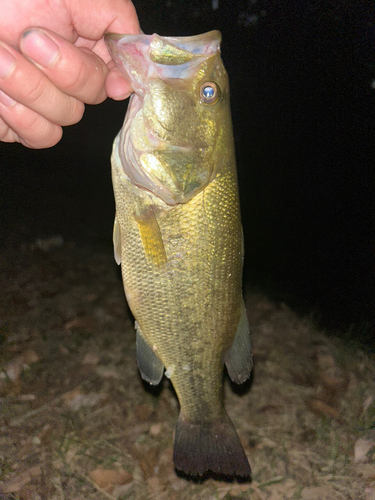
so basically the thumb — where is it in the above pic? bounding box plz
[67,0,140,40]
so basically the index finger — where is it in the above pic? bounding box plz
[20,28,109,105]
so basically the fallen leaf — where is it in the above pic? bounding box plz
[58,344,69,355]
[301,486,340,500]
[2,350,40,381]
[365,487,375,500]
[266,478,297,500]
[138,447,160,478]
[354,438,374,463]
[96,365,121,379]
[82,352,100,365]
[62,387,83,405]
[364,395,374,413]
[147,476,163,497]
[64,316,96,331]
[149,423,163,436]
[63,389,107,411]
[89,468,132,492]
[2,466,42,493]
[357,463,375,481]
[256,437,277,449]
[306,398,339,419]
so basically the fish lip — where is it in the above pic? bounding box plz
[105,30,221,46]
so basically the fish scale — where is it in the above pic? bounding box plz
[106,30,253,477]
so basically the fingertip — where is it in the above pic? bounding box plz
[23,123,63,149]
[105,67,133,100]
[20,29,60,68]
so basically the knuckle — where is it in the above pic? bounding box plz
[68,99,85,125]
[22,76,48,106]
[56,97,84,127]
[63,58,107,103]
[0,123,14,142]
[1,103,62,148]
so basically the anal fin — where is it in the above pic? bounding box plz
[224,302,253,384]
[136,322,164,385]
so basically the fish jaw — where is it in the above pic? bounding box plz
[105,31,230,205]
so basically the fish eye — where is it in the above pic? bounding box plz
[200,82,220,105]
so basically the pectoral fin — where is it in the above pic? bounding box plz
[113,214,122,265]
[224,303,253,384]
[136,322,164,385]
[134,207,167,267]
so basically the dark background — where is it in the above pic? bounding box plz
[1,1,374,348]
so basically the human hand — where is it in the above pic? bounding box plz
[0,0,139,148]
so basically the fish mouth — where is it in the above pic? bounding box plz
[105,31,221,96]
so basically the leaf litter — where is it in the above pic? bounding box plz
[0,241,374,499]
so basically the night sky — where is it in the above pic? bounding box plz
[1,1,374,348]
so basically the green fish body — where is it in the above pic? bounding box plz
[106,30,252,477]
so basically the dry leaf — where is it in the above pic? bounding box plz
[96,365,122,379]
[301,486,340,500]
[306,398,339,419]
[64,316,96,331]
[62,387,83,404]
[266,478,297,500]
[82,352,100,365]
[2,466,42,493]
[147,476,163,497]
[89,468,132,492]
[58,344,69,355]
[2,350,40,381]
[149,423,163,436]
[63,388,107,411]
[354,438,374,463]
[138,447,160,478]
[365,487,375,500]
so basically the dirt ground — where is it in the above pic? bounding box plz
[0,240,374,500]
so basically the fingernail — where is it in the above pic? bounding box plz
[21,30,60,67]
[0,44,16,78]
[0,89,16,107]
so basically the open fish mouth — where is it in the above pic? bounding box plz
[105,31,222,96]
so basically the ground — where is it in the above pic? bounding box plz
[0,240,374,500]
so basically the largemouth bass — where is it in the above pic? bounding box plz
[105,30,253,477]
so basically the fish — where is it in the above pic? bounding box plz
[105,30,253,478]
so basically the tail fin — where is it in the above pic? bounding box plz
[173,413,251,477]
